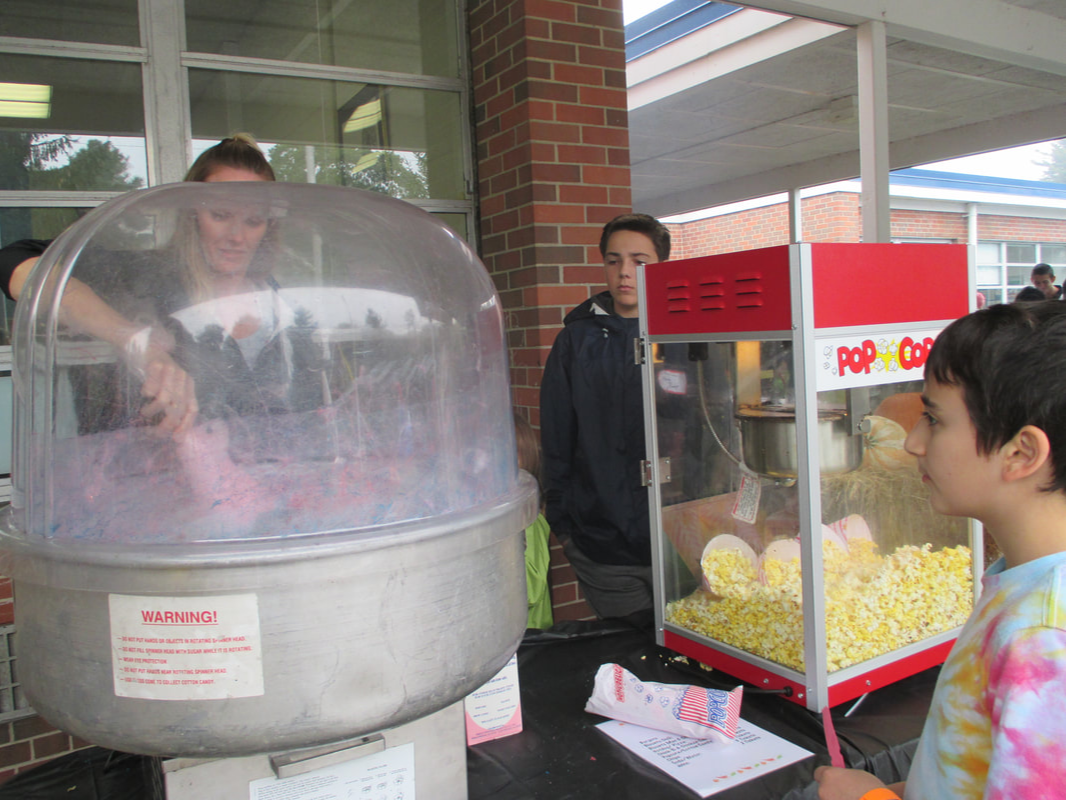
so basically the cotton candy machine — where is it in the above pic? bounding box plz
[0,182,537,763]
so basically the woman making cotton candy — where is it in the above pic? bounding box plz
[159,180,320,425]
[0,135,286,436]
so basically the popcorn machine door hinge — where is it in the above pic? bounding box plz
[641,457,671,487]
[634,336,646,365]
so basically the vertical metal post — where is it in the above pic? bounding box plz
[637,264,667,636]
[789,188,803,243]
[141,0,190,184]
[857,21,890,243]
[792,243,829,711]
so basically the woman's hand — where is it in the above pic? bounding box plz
[139,353,198,436]
[813,766,892,800]
[123,327,198,436]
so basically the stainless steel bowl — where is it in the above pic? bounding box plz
[736,405,863,478]
[0,476,537,758]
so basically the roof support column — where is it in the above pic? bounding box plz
[857,20,891,242]
[788,188,803,242]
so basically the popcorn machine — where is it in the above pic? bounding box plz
[638,243,980,712]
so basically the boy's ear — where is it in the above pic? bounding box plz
[1000,425,1052,484]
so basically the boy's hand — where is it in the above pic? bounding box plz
[813,765,889,800]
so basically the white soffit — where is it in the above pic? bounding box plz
[628,0,1066,217]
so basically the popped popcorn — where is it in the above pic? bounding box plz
[701,546,757,598]
[667,540,973,672]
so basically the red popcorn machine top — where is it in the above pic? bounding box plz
[638,242,981,712]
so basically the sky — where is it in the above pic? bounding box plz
[918,143,1057,181]
[624,0,675,24]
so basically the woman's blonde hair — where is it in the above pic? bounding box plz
[184,133,275,183]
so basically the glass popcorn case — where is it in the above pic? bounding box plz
[638,243,981,711]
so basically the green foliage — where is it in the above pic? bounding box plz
[0,136,143,239]
[28,139,143,191]
[268,144,429,199]
[0,132,72,190]
[25,134,74,170]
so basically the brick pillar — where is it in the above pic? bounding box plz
[468,0,632,621]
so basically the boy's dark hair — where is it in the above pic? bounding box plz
[1015,286,1047,302]
[599,213,671,262]
[926,300,1065,492]
[1032,262,1055,279]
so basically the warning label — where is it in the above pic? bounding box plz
[109,593,264,701]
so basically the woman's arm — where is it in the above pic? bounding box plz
[6,248,197,436]
[7,255,35,301]
[58,277,199,436]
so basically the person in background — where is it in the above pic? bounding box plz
[1015,285,1047,302]
[0,134,276,435]
[1031,263,1063,300]
[514,412,553,630]
[539,213,670,621]
[815,300,1065,800]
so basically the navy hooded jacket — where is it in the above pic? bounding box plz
[539,291,650,566]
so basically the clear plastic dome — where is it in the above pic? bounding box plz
[10,182,519,548]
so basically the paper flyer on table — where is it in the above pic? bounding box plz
[597,718,813,797]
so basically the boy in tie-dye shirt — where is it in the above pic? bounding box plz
[816,301,1065,800]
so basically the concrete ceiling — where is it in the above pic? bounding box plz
[626,0,1066,217]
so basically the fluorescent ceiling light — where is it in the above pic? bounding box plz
[0,83,52,118]
[351,151,381,172]
[343,98,382,134]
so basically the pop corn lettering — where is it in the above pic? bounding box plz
[836,336,936,376]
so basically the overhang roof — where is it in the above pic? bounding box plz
[626,0,1066,217]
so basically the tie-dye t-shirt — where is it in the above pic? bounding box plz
[905,552,1066,800]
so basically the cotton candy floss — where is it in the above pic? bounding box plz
[585,663,742,742]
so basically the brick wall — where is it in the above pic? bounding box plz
[0,579,10,628]
[470,0,634,622]
[0,716,91,785]
[0,578,93,783]
[891,209,965,240]
[668,192,1065,259]
[978,214,1065,241]
[666,193,865,258]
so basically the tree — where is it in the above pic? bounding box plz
[0,132,74,183]
[11,138,143,240]
[29,139,143,191]
[347,150,429,199]
[1035,140,1065,183]
[268,143,429,199]
[0,133,75,239]
[364,308,384,330]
